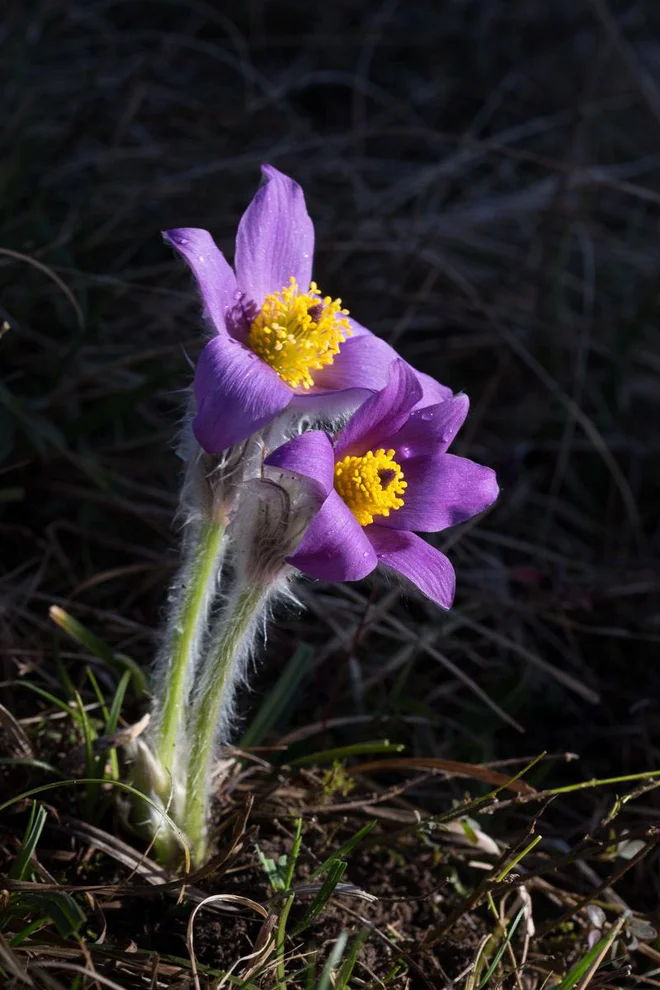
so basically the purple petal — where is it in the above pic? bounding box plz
[390,394,470,461]
[163,228,237,335]
[234,165,314,305]
[265,431,336,499]
[379,452,499,532]
[193,335,291,452]
[334,359,423,458]
[287,490,377,582]
[311,332,399,393]
[321,323,452,410]
[367,526,456,609]
[414,370,453,409]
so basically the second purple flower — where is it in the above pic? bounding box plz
[265,360,499,609]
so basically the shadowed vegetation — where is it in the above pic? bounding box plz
[1,0,660,985]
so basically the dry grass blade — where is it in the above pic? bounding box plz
[422,822,540,947]
[28,962,127,990]
[0,930,33,986]
[349,757,536,794]
[588,0,660,129]
[492,320,642,539]
[48,817,172,886]
[362,603,525,730]
[419,639,524,732]
[443,819,500,857]
[186,894,268,990]
[559,912,629,990]
[464,934,492,990]
[0,248,85,332]
[235,913,279,984]
[538,829,660,937]
[453,613,601,704]
[3,797,251,913]
[0,703,34,758]
[515,887,535,967]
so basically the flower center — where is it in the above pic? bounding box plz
[334,448,407,526]
[248,277,352,389]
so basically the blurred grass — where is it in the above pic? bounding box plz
[1,0,660,984]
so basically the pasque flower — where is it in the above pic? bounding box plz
[164,165,449,452]
[265,360,499,608]
[142,169,499,869]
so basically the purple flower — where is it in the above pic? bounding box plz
[264,360,498,609]
[164,165,450,453]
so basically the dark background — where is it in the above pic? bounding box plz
[2,0,660,827]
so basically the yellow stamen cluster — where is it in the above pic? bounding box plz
[248,277,351,389]
[334,448,407,526]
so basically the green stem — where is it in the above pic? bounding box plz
[183,580,271,865]
[152,517,226,796]
[276,894,295,988]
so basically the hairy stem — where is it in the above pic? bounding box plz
[183,579,274,864]
[151,517,227,803]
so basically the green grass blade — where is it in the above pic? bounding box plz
[547,770,660,795]
[255,845,288,892]
[316,932,348,990]
[240,643,314,748]
[495,834,542,882]
[293,860,347,936]
[101,669,132,781]
[284,817,303,890]
[9,803,47,881]
[434,752,547,826]
[21,892,86,938]
[56,654,80,706]
[309,822,375,881]
[0,779,190,869]
[275,893,295,989]
[336,929,368,988]
[554,922,624,990]
[12,681,82,723]
[0,758,64,777]
[8,917,49,946]
[49,606,147,695]
[477,906,525,988]
[105,670,131,736]
[291,740,405,767]
[74,691,100,819]
[305,952,317,990]
[85,668,110,722]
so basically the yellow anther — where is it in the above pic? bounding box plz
[334,448,407,526]
[248,277,351,389]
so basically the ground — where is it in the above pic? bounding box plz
[1,1,660,987]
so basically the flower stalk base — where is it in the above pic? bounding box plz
[183,580,275,865]
[149,516,227,814]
